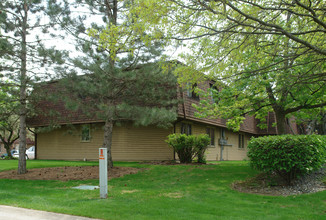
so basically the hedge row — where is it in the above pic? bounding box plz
[247,135,326,184]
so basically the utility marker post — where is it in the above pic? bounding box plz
[99,148,108,199]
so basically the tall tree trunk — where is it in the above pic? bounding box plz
[321,113,326,135]
[5,143,12,158]
[102,0,117,170]
[103,115,114,169]
[274,110,287,135]
[265,82,289,135]
[18,1,28,174]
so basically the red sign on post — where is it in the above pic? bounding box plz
[99,149,105,160]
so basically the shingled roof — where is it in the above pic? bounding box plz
[28,77,298,135]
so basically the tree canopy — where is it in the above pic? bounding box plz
[140,0,326,134]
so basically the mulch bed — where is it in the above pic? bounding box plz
[0,166,140,181]
[232,170,326,196]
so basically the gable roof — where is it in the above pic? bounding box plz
[28,77,298,135]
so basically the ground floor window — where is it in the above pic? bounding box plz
[238,134,245,148]
[181,123,192,135]
[81,124,91,142]
[206,128,215,146]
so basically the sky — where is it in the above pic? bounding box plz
[0,1,190,85]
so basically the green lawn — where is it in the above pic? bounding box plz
[0,160,325,220]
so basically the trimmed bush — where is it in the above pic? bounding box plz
[195,134,211,164]
[166,134,210,163]
[247,135,326,185]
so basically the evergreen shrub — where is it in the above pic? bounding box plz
[247,135,326,185]
[166,134,210,163]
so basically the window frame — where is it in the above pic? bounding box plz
[81,124,91,142]
[209,83,219,103]
[186,83,200,100]
[180,123,192,135]
[206,127,215,147]
[238,133,245,149]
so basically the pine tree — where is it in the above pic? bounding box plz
[55,0,179,169]
[0,0,70,173]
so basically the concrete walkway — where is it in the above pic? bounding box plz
[0,205,100,220]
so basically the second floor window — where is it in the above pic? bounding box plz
[209,83,219,103]
[186,83,200,100]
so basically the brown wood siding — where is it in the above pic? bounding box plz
[37,123,174,161]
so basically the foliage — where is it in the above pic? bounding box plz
[195,134,211,164]
[0,84,19,158]
[296,108,326,135]
[59,63,179,127]
[247,135,326,185]
[166,134,195,163]
[166,133,210,163]
[138,0,326,134]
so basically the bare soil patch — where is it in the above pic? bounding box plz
[0,166,140,181]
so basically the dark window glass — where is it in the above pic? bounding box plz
[186,83,199,100]
[181,123,192,135]
[238,134,245,148]
[221,128,225,138]
[209,83,219,103]
[206,128,215,146]
[81,125,91,141]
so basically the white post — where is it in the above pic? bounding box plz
[99,148,108,199]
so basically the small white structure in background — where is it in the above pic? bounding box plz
[12,146,35,160]
[26,146,35,159]
[99,148,108,199]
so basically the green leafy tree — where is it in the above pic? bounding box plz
[0,85,19,158]
[139,0,326,134]
[297,108,326,134]
[0,0,70,173]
